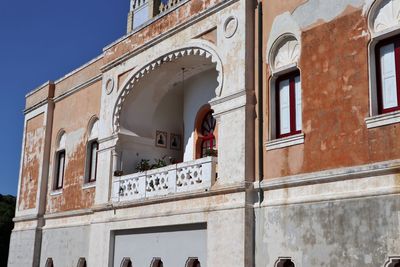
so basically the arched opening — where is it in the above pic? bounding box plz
[45,258,54,267]
[121,257,133,267]
[53,131,66,190]
[385,257,400,267]
[150,258,163,267]
[276,258,295,267]
[185,257,201,267]
[115,48,219,175]
[268,35,302,141]
[194,107,217,159]
[77,258,87,267]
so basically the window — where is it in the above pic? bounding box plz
[77,258,87,267]
[85,119,99,183]
[45,258,54,267]
[266,34,304,148]
[87,141,98,182]
[54,132,66,190]
[55,150,65,190]
[376,36,400,114]
[186,258,201,267]
[275,71,302,138]
[150,258,163,267]
[194,105,218,159]
[275,258,295,267]
[121,257,132,267]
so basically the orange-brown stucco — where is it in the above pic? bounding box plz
[19,114,45,210]
[263,8,400,179]
[46,81,102,213]
[103,0,223,65]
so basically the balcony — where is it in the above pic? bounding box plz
[128,0,187,33]
[112,157,217,203]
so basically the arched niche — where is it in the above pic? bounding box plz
[269,34,300,73]
[369,0,400,36]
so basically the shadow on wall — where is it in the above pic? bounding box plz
[0,194,16,266]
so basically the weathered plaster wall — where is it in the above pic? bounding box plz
[255,194,400,266]
[113,225,206,267]
[262,1,400,179]
[19,114,45,211]
[40,226,90,267]
[7,229,40,267]
[103,0,225,65]
[47,81,102,213]
[54,57,103,98]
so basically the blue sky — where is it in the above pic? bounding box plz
[0,0,129,196]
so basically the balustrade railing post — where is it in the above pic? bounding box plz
[168,165,178,194]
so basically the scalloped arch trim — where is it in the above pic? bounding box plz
[113,44,223,133]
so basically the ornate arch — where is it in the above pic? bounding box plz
[367,0,400,35]
[269,34,300,73]
[112,41,224,133]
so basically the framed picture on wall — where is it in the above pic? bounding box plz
[170,133,182,150]
[155,130,167,148]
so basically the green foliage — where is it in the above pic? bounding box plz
[203,149,218,157]
[0,194,15,266]
[151,156,167,169]
[135,159,151,172]
[135,156,168,172]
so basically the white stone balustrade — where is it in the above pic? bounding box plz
[112,157,217,203]
[159,0,184,13]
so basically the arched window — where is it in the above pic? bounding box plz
[77,258,87,267]
[45,258,54,267]
[269,35,302,140]
[194,106,217,159]
[121,257,132,267]
[275,258,295,267]
[85,119,99,183]
[54,131,66,190]
[185,257,201,267]
[150,258,163,267]
[366,0,400,127]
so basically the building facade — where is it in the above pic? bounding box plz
[7,0,400,266]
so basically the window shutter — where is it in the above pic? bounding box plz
[380,43,398,109]
[295,76,302,131]
[279,79,291,135]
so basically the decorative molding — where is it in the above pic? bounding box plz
[365,110,400,128]
[265,133,304,151]
[372,0,400,34]
[223,16,238,38]
[260,159,400,191]
[113,43,224,133]
[105,78,114,95]
[273,37,300,71]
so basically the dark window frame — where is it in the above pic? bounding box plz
[275,70,302,138]
[55,150,66,190]
[87,140,99,183]
[375,35,400,114]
